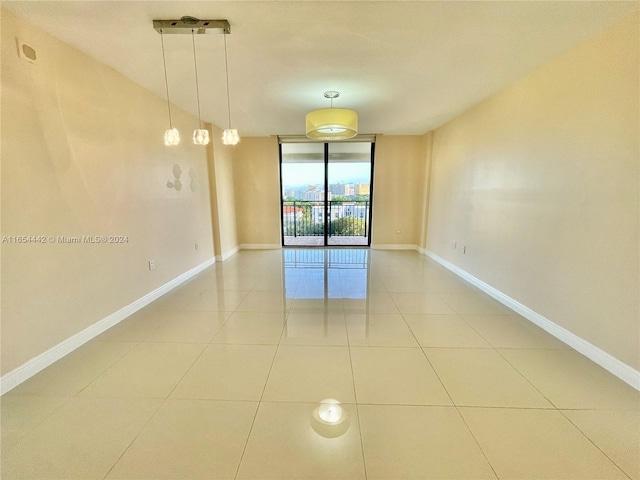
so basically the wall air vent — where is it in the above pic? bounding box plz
[16,39,37,64]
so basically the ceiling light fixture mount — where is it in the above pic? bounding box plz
[153,17,230,35]
[324,90,340,101]
[306,91,358,141]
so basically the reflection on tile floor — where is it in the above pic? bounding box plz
[2,249,639,479]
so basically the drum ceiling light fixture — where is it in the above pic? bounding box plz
[306,91,358,141]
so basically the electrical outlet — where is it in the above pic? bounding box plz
[463,246,466,254]
[148,260,155,271]
[195,243,199,251]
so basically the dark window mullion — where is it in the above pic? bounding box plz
[323,142,329,246]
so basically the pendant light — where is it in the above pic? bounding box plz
[153,17,231,145]
[222,31,239,145]
[160,30,180,146]
[190,29,210,145]
[306,91,357,141]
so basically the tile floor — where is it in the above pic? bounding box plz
[1,248,639,479]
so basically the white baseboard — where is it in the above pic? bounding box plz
[240,244,282,250]
[0,257,215,395]
[371,244,420,251]
[424,250,640,391]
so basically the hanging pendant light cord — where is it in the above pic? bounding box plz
[160,30,174,129]
[191,30,203,129]
[223,32,232,129]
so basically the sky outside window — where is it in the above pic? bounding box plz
[282,162,370,187]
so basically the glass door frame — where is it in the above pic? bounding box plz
[279,140,376,248]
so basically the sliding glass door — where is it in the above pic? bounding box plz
[280,141,374,247]
[280,143,326,246]
[327,142,372,246]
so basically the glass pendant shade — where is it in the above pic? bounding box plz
[306,108,358,140]
[223,129,240,145]
[164,128,180,146]
[193,129,210,145]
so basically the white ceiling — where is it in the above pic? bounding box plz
[4,1,638,137]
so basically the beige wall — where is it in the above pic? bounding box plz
[372,135,428,246]
[229,135,428,248]
[426,13,639,369]
[208,125,239,258]
[1,11,214,374]
[233,137,281,246]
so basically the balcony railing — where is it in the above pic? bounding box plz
[282,201,370,237]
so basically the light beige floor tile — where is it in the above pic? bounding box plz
[500,349,640,410]
[370,259,429,278]
[460,407,628,479]
[359,405,496,479]
[563,409,640,480]
[382,275,432,293]
[181,275,220,292]
[237,401,365,479]
[388,292,456,315]
[157,290,248,311]
[252,273,298,292]
[2,397,161,480]
[106,399,257,479]
[93,310,170,342]
[339,271,371,296]
[420,275,478,294]
[212,312,286,345]
[281,312,348,346]
[405,314,491,347]
[0,394,71,450]
[262,346,355,403]
[288,298,345,313]
[343,292,400,314]
[0,394,68,431]
[209,273,258,291]
[10,249,637,479]
[350,347,451,405]
[11,341,136,396]
[143,311,231,343]
[440,293,514,315]
[171,344,276,401]
[236,290,290,312]
[425,348,553,407]
[346,313,419,347]
[79,342,205,398]
[362,275,387,292]
[463,314,568,349]
[294,273,342,298]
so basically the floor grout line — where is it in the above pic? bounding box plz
[100,397,166,480]
[344,306,369,480]
[557,409,634,480]
[401,311,501,479]
[232,306,288,480]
